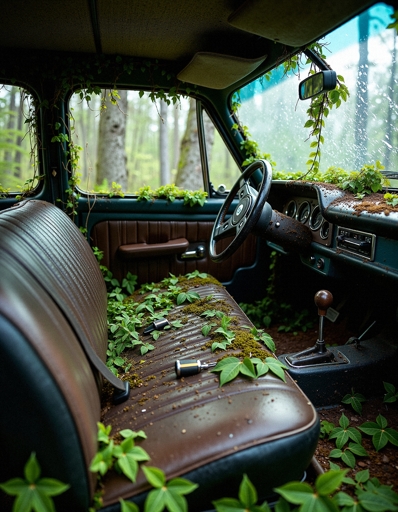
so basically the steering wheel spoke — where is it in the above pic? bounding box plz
[209,160,272,262]
[214,219,236,240]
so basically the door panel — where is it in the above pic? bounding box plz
[91,219,257,285]
[81,195,270,303]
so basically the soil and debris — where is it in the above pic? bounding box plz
[270,323,398,490]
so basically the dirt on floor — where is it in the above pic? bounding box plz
[266,322,398,492]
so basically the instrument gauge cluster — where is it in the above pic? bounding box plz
[283,197,333,246]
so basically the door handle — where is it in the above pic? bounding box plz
[180,245,206,259]
[117,238,189,259]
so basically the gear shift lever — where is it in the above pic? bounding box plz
[285,290,335,366]
[314,289,333,354]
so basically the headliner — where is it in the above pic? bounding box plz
[0,0,376,89]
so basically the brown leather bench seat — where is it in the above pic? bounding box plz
[0,200,319,512]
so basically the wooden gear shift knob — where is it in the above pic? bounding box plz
[314,290,333,316]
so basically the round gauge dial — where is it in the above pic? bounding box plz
[297,201,311,223]
[309,205,323,230]
[320,221,330,240]
[284,200,297,218]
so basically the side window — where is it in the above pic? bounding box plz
[203,109,241,194]
[0,85,36,194]
[69,89,241,196]
[70,90,206,194]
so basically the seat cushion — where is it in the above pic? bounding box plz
[99,282,319,510]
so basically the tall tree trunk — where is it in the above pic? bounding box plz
[354,10,369,169]
[175,99,214,190]
[4,88,16,171]
[173,106,180,171]
[14,98,23,179]
[96,90,128,190]
[159,99,170,185]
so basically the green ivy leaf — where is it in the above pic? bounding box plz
[213,358,241,386]
[202,324,213,336]
[264,358,287,382]
[164,489,188,512]
[167,478,198,496]
[113,438,150,482]
[143,467,197,512]
[145,488,167,512]
[213,497,243,512]
[315,470,348,496]
[254,361,269,378]
[275,482,320,508]
[0,453,70,512]
[240,358,257,379]
[121,499,140,512]
[333,491,355,507]
[239,474,257,508]
[356,488,398,512]
[359,415,398,451]
[143,466,166,488]
[341,449,356,468]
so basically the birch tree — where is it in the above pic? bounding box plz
[96,90,128,190]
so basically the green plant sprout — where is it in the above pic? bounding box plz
[319,419,335,439]
[141,466,198,512]
[340,161,387,199]
[213,473,271,512]
[0,183,11,198]
[243,326,276,353]
[384,193,398,207]
[359,415,398,452]
[214,470,398,512]
[383,382,398,404]
[211,356,287,386]
[329,413,363,450]
[0,452,70,512]
[211,314,236,351]
[341,388,366,415]
[89,423,149,483]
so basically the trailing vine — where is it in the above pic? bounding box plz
[301,73,349,177]
[4,53,196,214]
[231,44,349,176]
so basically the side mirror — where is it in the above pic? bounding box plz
[299,70,337,100]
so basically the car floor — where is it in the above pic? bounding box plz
[270,323,398,492]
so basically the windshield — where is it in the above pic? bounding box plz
[234,3,397,176]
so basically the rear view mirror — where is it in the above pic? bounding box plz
[299,70,337,100]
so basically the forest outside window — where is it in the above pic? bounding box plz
[69,90,240,196]
[0,85,36,194]
[233,3,397,177]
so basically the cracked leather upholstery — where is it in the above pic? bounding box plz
[0,200,319,512]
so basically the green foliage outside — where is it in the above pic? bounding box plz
[135,184,207,206]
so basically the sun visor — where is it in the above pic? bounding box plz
[177,52,266,89]
[228,0,372,47]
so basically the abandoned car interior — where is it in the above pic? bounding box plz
[0,0,398,510]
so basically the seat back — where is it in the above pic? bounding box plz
[0,251,99,511]
[0,200,108,363]
[0,200,105,510]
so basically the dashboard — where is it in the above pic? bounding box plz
[270,181,398,282]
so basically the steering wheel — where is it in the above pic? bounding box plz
[209,159,272,263]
